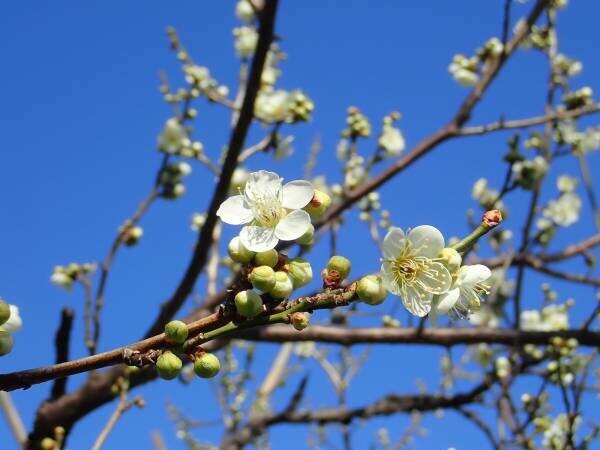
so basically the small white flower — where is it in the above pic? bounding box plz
[543,192,582,227]
[158,118,187,154]
[3,305,22,333]
[472,178,488,200]
[51,271,73,291]
[254,89,290,123]
[235,0,255,22]
[378,124,405,157]
[557,175,578,193]
[495,356,510,379]
[433,265,492,319]
[233,26,258,58]
[230,168,250,193]
[381,226,453,317]
[217,170,314,252]
[521,304,569,331]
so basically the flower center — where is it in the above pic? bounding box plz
[252,194,284,228]
[389,256,430,286]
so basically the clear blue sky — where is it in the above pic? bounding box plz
[1,1,600,449]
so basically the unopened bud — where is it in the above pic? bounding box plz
[296,223,315,246]
[304,190,331,219]
[483,210,502,228]
[291,312,310,331]
[323,255,351,287]
[123,226,144,247]
[194,353,221,378]
[254,249,279,268]
[286,258,313,288]
[0,299,10,325]
[40,438,57,450]
[357,275,387,305]
[268,271,294,299]
[0,328,13,356]
[439,248,462,273]
[164,320,189,344]
[234,290,263,318]
[228,236,256,264]
[156,351,182,380]
[250,266,277,292]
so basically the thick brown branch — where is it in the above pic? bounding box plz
[144,0,280,338]
[50,308,74,400]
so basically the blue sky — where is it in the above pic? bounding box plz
[1,1,600,449]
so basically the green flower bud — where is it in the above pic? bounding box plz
[286,258,313,288]
[254,249,279,268]
[250,265,277,292]
[269,271,294,299]
[357,275,387,305]
[291,312,310,331]
[0,299,10,326]
[304,190,332,219]
[438,247,462,273]
[234,290,263,318]
[164,320,189,344]
[194,353,221,378]
[40,438,57,450]
[228,236,256,264]
[296,223,315,246]
[0,328,14,356]
[156,351,182,380]
[123,226,144,247]
[327,256,351,279]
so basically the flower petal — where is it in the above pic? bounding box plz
[416,262,452,294]
[274,209,311,241]
[381,261,401,295]
[407,225,445,258]
[401,286,432,317]
[244,170,282,202]
[216,195,253,225]
[281,180,314,209]
[458,264,492,286]
[382,227,406,259]
[240,226,279,252]
[435,289,460,314]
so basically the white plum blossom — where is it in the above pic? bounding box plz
[235,0,255,22]
[448,54,479,87]
[50,271,73,291]
[158,118,187,154]
[3,305,22,333]
[229,167,250,193]
[381,226,453,317]
[433,264,491,319]
[542,413,581,449]
[233,26,258,58]
[217,170,314,252]
[543,192,582,227]
[557,175,578,193]
[378,124,405,157]
[254,89,289,123]
[521,304,569,331]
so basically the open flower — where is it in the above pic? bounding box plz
[432,264,491,319]
[381,226,452,317]
[217,170,314,252]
